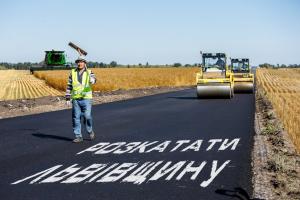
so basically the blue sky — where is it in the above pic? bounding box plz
[1,0,299,65]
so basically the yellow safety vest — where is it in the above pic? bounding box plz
[71,69,92,99]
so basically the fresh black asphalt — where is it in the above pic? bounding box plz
[0,89,255,200]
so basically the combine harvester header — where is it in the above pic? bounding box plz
[30,42,88,74]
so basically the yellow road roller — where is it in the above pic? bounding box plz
[230,58,254,93]
[196,53,234,98]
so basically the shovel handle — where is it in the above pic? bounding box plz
[68,42,88,56]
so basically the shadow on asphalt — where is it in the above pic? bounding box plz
[215,187,265,200]
[32,133,73,141]
[168,96,198,100]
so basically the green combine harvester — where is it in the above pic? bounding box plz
[30,50,70,74]
[44,50,66,66]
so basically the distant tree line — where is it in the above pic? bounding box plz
[88,61,199,68]
[0,65,7,70]
[0,61,200,69]
[0,62,39,70]
[259,63,300,68]
[2,61,300,70]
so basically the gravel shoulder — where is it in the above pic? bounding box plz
[252,88,300,200]
[0,86,192,119]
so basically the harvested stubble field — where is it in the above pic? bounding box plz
[256,68,300,152]
[0,70,63,101]
[34,67,199,92]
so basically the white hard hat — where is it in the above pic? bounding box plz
[75,55,87,63]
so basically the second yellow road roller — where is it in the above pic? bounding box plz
[196,52,234,98]
[230,58,254,93]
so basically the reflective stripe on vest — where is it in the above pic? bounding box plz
[71,69,92,99]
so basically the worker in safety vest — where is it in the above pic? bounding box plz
[66,55,97,143]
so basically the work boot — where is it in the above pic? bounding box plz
[73,137,83,143]
[89,131,95,140]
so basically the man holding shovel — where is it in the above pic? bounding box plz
[66,55,97,143]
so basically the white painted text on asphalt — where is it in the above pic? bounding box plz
[11,138,240,187]
[77,138,240,155]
